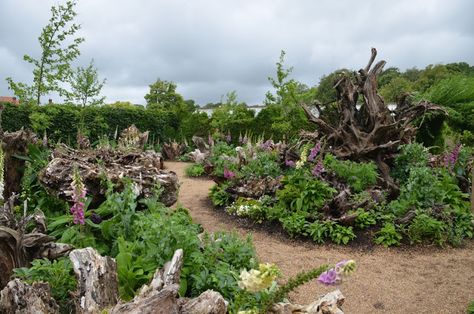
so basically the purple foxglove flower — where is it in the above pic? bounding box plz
[444,144,462,169]
[308,142,321,161]
[225,133,232,143]
[223,167,235,179]
[240,135,248,145]
[285,159,296,168]
[70,167,87,225]
[311,161,324,177]
[208,134,214,146]
[318,269,339,285]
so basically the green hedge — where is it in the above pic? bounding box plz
[1,102,181,144]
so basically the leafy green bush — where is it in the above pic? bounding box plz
[277,171,336,213]
[209,183,232,207]
[392,143,429,181]
[185,163,205,177]
[468,300,474,314]
[327,223,356,245]
[324,154,378,192]
[14,257,76,312]
[407,213,448,246]
[225,197,268,223]
[353,208,377,229]
[375,223,403,247]
[279,211,307,237]
[239,151,282,179]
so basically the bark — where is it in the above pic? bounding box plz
[301,48,446,188]
[0,201,73,289]
[118,125,150,151]
[270,289,345,314]
[39,145,178,206]
[0,279,59,314]
[179,290,227,314]
[162,141,187,160]
[1,129,39,199]
[70,248,119,313]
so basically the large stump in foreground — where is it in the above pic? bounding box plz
[302,48,446,188]
[39,145,178,206]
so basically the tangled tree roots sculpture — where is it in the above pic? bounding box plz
[301,48,446,188]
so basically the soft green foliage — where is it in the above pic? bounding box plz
[375,223,403,247]
[226,197,269,223]
[3,103,179,144]
[353,208,377,229]
[468,300,474,314]
[379,76,413,102]
[7,0,84,104]
[279,211,307,237]
[185,163,206,177]
[46,180,256,301]
[66,59,106,107]
[14,257,76,312]
[386,166,473,246]
[407,213,448,246]
[324,154,378,192]
[327,223,356,245]
[145,79,184,109]
[209,183,231,207]
[239,151,281,179]
[392,143,430,181]
[277,171,336,213]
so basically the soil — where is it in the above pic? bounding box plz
[166,161,474,314]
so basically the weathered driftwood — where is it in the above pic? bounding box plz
[0,199,73,289]
[179,290,228,314]
[270,289,345,314]
[162,141,187,160]
[70,248,119,313]
[226,176,282,199]
[0,279,59,314]
[301,48,446,189]
[39,145,178,206]
[192,136,209,154]
[69,248,227,314]
[118,125,150,150]
[1,128,39,199]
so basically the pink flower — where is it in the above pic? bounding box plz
[311,161,324,177]
[225,133,232,143]
[308,142,321,162]
[285,159,296,168]
[70,167,87,225]
[223,167,235,179]
[318,269,339,285]
[444,144,461,169]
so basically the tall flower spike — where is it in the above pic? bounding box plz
[0,146,4,201]
[70,166,87,225]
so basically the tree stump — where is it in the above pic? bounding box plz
[0,279,59,314]
[70,248,119,313]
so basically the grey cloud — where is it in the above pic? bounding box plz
[1,0,473,105]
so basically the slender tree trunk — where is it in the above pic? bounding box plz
[471,166,474,214]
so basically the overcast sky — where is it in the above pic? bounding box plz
[1,0,473,105]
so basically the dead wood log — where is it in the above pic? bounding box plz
[179,290,227,314]
[118,125,149,150]
[301,48,446,189]
[0,202,73,289]
[192,136,209,154]
[162,141,187,160]
[70,248,119,313]
[0,279,59,314]
[111,284,180,314]
[1,128,39,199]
[39,145,178,206]
[270,289,345,314]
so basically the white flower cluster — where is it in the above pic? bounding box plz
[238,263,280,293]
[295,146,308,169]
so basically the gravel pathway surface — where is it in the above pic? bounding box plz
[167,161,474,314]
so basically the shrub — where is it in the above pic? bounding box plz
[407,213,448,246]
[14,257,76,312]
[239,151,282,179]
[185,163,205,177]
[209,183,232,207]
[324,154,378,192]
[392,143,430,181]
[279,211,307,237]
[375,223,403,247]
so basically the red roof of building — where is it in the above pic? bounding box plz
[0,96,20,105]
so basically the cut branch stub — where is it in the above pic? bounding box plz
[0,279,59,314]
[70,248,119,313]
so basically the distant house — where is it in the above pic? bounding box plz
[0,96,20,105]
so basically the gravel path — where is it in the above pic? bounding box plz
[167,161,474,314]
